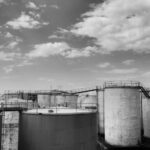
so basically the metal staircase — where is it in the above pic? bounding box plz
[139,86,150,99]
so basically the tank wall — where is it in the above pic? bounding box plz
[38,95,51,108]
[77,95,97,109]
[38,95,77,108]
[142,94,150,138]
[98,91,104,134]
[19,113,97,150]
[1,111,19,150]
[65,95,78,108]
[53,96,66,107]
[105,88,141,146]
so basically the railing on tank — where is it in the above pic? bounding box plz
[0,100,98,113]
[69,86,103,94]
[0,101,36,111]
[104,80,141,88]
[33,102,98,114]
[0,89,99,112]
[104,81,150,98]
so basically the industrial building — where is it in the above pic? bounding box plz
[0,81,149,150]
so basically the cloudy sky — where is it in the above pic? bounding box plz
[0,0,150,91]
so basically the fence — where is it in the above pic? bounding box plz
[104,80,141,88]
[0,101,98,113]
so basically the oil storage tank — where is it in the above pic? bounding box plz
[55,95,66,107]
[98,91,104,135]
[37,95,63,108]
[77,95,97,109]
[19,108,97,150]
[37,95,77,108]
[104,86,141,146]
[65,95,78,108]
[37,94,51,108]
[142,93,150,138]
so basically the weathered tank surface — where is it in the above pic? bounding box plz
[105,87,141,146]
[142,94,150,138]
[19,108,97,150]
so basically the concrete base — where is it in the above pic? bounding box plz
[141,137,150,149]
[97,136,150,150]
[1,111,19,150]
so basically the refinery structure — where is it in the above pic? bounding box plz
[0,81,149,150]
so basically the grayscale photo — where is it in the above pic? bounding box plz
[0,0,149,150]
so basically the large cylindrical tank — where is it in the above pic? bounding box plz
[65,95,78,108]
[38,95,77,108]
[98,91,104,134]
[55,95,66,106]
[77,95,97,109]
[37,95,51,108]
[105,87,141,146]
[142,93,150,138]
[19,108,97,150]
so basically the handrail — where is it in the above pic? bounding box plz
[139,86,150,99]
[0,101,98,112]
[104,80,141,88]
[104,81,150,99]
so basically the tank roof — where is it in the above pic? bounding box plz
[24,107,96,115]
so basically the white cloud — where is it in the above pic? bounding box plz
[16,60,33,67]
[0,32,22,49]
[142,71,150,77]
[65,49,89,58]
[71,0,150,53]
[6,12,48,30]
[107,68,138,74]
[2,59,33,74]
[39,4,46,8]
[122,59,135,65]
[26,2,38,9]
[27,42,98,58]
[48,28,73,40]
[27,42,70,58]
[50,5,59,9]
[98,62,111,68]
[0,51,20,61]
[5,32,13,38]
[3,65,14,73]
[29,11,40,19]
[48,34,63,39]
[7,41,19,49]
[38,77,54,83]
[0,0,5,4]
[65,46,98,58]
